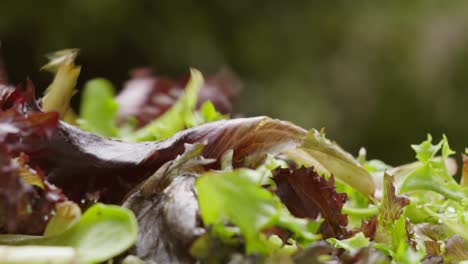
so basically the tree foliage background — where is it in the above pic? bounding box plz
[1,0,467,164]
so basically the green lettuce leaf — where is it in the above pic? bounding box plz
[0,204,138,264]
[373,174,424,263]
[78,78,119,137]
[399,135,466,201]
[126,69,203,141]
[193,100,228,125]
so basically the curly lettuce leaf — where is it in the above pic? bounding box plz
[273,167,349,239]
[399,135,466,201]
[380,174,409,225]
[0,108,63,234]
[373,174,423,263]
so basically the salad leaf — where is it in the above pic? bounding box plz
[124,175,204,263]
[273,167,349,239]
[193,100,228,125]
[41,49,81,118]
[0,203,138,264]
[0,109,63,234]
[78,78,119,137]
[373,174,424,263]
[125,69,204,141]
[399,135,466,201]
[380,174,409,225]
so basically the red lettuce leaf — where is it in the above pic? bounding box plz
[116,68,240,127]
[0,108,65,234]
[380,173,409,225]
[273,167,349,239]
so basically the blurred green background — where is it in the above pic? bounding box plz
[0,0,467,165]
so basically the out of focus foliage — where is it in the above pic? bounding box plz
[1,0,467,164]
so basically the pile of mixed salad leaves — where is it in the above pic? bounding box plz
[0,49,467,264]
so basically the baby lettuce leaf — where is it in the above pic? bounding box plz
[124,175,203,264]
[380,174,409,226]
[125,69,204,142]
[193,100,228,126]
[0,108,63,234]
[399,135,466,201]
[78,79,119,137]
[41,49,81,118]
[122,143,213,263]
[273,167,349,239]
[373,174,423,263]
[0,203,138,264]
